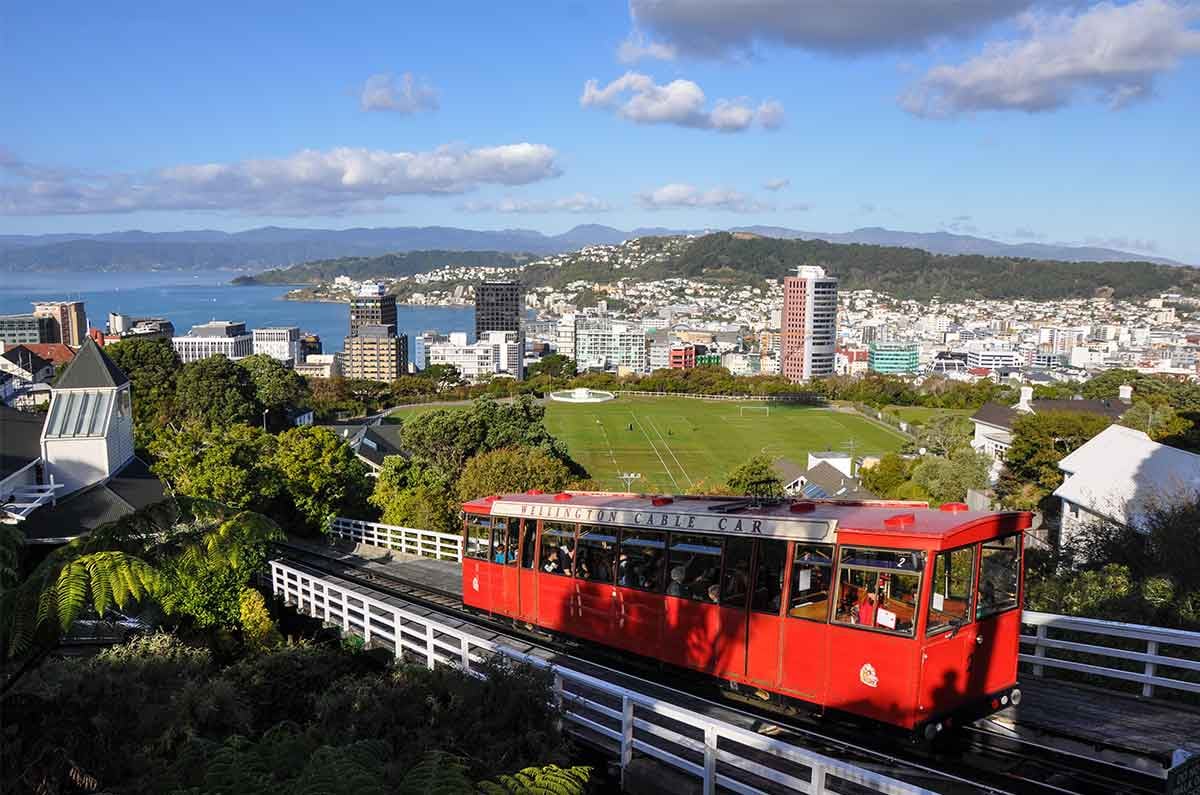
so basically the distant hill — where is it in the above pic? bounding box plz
[1,223,1184,271]
[237,250,530,285]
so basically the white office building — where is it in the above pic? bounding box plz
[573,318,647,373]
[414,330,451,370]
[428,331,523,381]
[965,349,1023,371]
[172,321,253,364]
[252,326,301,364]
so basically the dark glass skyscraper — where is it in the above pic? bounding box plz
[474,281,521,341]
[349,284,397,337]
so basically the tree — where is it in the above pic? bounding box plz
[527,354,576,380]
[1119,400,1191,442]
[274,426,372,533]
[909,413,973,457]
[910,447,990,505]
[996,410,1113,509]
[400,406,487,479]
[369,456,458,534]
[175,355,262,428]
[238,353,311,427]
[456,447,574,502]
[725,456,784,497]
[860,453,913,498]
[421,363,463,390]
[150,423,283,511]
[104,338,181,448]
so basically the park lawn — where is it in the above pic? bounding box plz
[884,405,974,426]
[544,396,906,493]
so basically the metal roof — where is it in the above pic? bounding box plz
[53,338,129,390]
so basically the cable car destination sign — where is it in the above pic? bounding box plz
[490,499,835,541]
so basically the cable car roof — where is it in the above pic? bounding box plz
[463,491,1028,543]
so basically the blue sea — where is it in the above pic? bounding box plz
[0,271,474,356]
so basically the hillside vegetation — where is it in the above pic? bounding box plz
[235,250,531,284]
[235,233,1199,301]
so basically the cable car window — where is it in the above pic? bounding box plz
[539,522,576,576]
[491,519,517,565]
[927,545,976,635]
[465,517,492,561]
[833,546,921,636]
[977,535,1021,619]
[667,532,723,602]
[839,548,925,572]
[751,539,788,615]
[721,538,754,609]
[788,543,833,622]
[617,529,666,592]
[520,520,537,570]
[576,525,617,583]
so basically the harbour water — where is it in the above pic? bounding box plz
[0,271,474,355]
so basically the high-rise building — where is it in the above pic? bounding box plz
[171,321,253,363]
[475,281,522,341]
[349,283,397,337]
[33,301,87,347]
[868,342,920,374]
[343,325,407,381]
[252,326,301,364]
[780,266,838,383]
[0,314,51,346]
[574,318,648,373]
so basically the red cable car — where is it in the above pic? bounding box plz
[461,492,1030,736]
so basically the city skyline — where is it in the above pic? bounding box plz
[3,2,1198,262]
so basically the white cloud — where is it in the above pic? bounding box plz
[0,144,561,216]
[581,72,783,131]
[637,183,772,212]
[629,0,1034,57]
[617,32,678,63]
[901,0,1200,117]
[763,177,790,191]
[360,72,439,114]
[459,193,613,214]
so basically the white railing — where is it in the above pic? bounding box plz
[612,391,820,403]
[329,517,462,562]
[1021,611,1200,698]
[270,559,934,795]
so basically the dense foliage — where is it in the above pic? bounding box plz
[995,411,1114,510]
[103,338,182,449]
[152,425,372,534]
[724,455,784,498]
[1,635,582,794]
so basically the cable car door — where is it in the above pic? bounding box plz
[778,543,834,701]
[918,545,978,720]
[516,520,539,623]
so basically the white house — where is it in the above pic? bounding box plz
[1054,424,1200,547]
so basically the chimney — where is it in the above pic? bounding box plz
[1118,384,1134,404]
[1017,385,1034,411]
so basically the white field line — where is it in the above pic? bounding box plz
[646,415,693,487]
[629,411,679,490]
[592,414,620,479]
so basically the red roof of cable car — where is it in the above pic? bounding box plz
[462,491,1029,543]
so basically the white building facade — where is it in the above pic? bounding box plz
[172,321,253,363]
[428,331,523,381]
[252,326,301,364]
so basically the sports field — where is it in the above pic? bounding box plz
[544,396,907,492]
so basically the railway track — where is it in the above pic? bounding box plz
[271,542,1165,795]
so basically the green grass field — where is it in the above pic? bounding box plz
[882,405,973,426]
[544,396,906,492]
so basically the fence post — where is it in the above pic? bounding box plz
[362,602,372,646]
[703,725,717,795]
[460,635,471,670]
[1143,640,1158,698]
[1032,624,1047,677]
[425,622,437,669]
[619,695,633,788]
[812,763,827,794]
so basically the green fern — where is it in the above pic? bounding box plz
[478,764,592,795]
[0,524,22,589]
[397,751,475,795]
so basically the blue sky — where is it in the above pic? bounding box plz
[3,1,1198,261]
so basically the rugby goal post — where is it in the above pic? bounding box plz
[739,405,770,417]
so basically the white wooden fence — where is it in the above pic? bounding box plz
[270,559,935,795]
[1021,611,1200,698]
[327,517,1200,701]
[329,517,462,562]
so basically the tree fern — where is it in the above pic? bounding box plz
[0,524,22,589]
[397,751,474,795]
[478,764,592,795]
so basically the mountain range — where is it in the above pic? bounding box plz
[0,224,1184,271]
